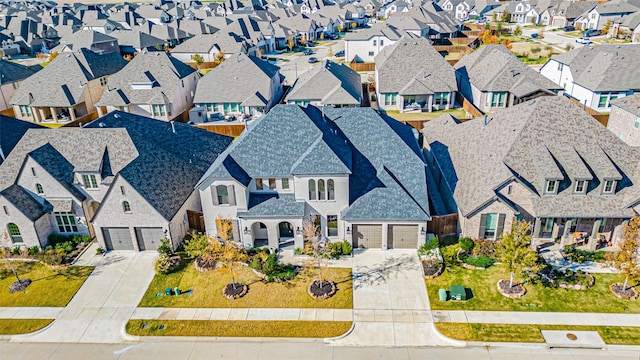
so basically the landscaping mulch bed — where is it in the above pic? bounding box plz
[422,260,444,279]
[497,279,526,298]
[223,282,248,300]
[194,257,221,272]
[308,279,337,300]
[610,283,638,301]
[9,278,32,293]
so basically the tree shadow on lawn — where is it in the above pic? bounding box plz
[352,254,418,290]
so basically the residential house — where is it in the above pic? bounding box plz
[10,48,127,124]
[538,1,595,28]
[193,52,283,118]
[52,29,119,54]
[608,94,640,146]
[375,37,457,113]
[0,112,232,251]
[0,60,41,112]
[540,44,640,112]
[96,50,199,121]
[423,96,638,249]
[0,115,43,165]
[585,2,638,30]
[170,32,253,63]
[386,2,461,43]
[196,104,430,250]
[285,60,362,107]
[455,44,562,113]
[109,29,165,54]
[344,22,415,63]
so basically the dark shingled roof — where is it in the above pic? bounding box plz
[0,184,48,221]
[28,143,86,201]
[238,193,305,217]
[0,115,43,164]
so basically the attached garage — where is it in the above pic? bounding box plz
[388,225,418,249]
[102,227,134,251]
[135,227,164,251]
[352,225,382,249]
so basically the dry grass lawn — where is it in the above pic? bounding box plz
[436,323,640,345]
[138,261,352,309]
[126,320,352,338]
[0,319,53,334]
[0,262,93,307]
[383,108,468,122]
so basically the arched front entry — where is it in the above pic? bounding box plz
[278,221,294,244]
[251,222,268,248]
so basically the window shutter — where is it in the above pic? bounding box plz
[496,214,506,236]
[211,185,219,205]
[228,185,236,206]
[478,214,487,239]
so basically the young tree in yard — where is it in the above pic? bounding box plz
[213,51,225,67]
[496,219,544,289]
[287,35,294,51]
[192,53,204,69]
[337,24,343,33]
[602,20,611,36]
[303,216,327,285]
[299,34,308,47]
[513,25,522,36]
[215,216,248,291]
[501,11,511,23]
[501,38,513,50]
[537,29,545,39]
[48,51,58,62]
[607,214,640,291]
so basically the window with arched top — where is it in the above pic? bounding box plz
[318,179,325,200]
[308,179,316,200]
[7,223,22,243]
[122,201,131,213]
[327,179,335,200]
[36,183,44,194]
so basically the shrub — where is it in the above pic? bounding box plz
[418,236,439,257]
[11,246,21,255]
[155,255,179,275]
[440,245,459,266]
[38,248,65,266]
[157,238,173,258]
[327,242,343,259]
[531,46,541,54]
[28,246,40,256]
[462,254,494,268]
[472,238,495,258]
[294,247,302,255]
[458,237,474,252]
[249,252,297,282]
[54,241,74,253]
[341,240,352,255]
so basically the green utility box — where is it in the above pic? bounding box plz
[438,288,447,301]
[450,285,466,301]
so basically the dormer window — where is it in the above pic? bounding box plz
[82,174,98,189]
[545,180,558,194]
[256,178,263,190]
[574,180,587,194]
[603,180,616,194]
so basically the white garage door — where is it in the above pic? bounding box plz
[136,227,164,251]
[388,225,418,249]
[353,225,382,249]
[103,227,134,251]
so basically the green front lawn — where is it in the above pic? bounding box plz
[0,319,53,334]
[426,263,639,313]
[126,320,352,338]
[436,323,640,345]
[0,262,93,307]
[383,108,468,122]
[138,261,352,309]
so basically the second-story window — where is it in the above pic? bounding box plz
[545,180,557,194]
[603,180,616,194]
[574,180,587,194]
[269,178,276,190]
[122,201,131,213]
[282,178,289,190]
[256,178,263,190]
[318,179,325,200]
[308,179,316,200]
[327,179,335,200]
[82,174,98,189]
[36,183,44,195]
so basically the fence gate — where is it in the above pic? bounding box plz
[187,210,206,232]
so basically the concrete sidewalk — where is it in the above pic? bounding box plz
[131,307,353,321]
[433,310,640,326]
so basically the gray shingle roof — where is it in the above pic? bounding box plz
[193,52,280,105]
[285,60,362,105]
[612,93,640,116]
[11,48,127,107]
[0,59,41,85]
[53,29,117,52]
[375,36,456,95]
[423,96,640,218]
[0,184,48,221]
[96,50,197,107]
[456,44,561,93]
[0,115,43,164]
[344,22,407,41]
[238,193,305,217]
[549,44,640,92]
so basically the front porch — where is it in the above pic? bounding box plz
[399,93,453,113]
[31,104,89,124]
[532,217,628,251]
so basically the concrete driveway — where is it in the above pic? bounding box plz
[331,250,460,347]
[12,251,156,344]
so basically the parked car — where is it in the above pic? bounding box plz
[308,56,319,63]
[302,49,313,55]
[335,50,345,57]
[563,25,575,32]
[583,29,601,37]
[576,37,592,45]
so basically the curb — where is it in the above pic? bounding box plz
[430,322,467,348]
[324,320,356,343]
[4,318,56,342]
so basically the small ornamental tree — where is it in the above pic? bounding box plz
[607,214,640,291]
[287,36,294,51]
[501,11,511,23]
[496,219,544,289]
[602,19,611,36]
[48,51,58,62]
[215,216,248,293]
[513,25,522,36]
[192,53,204,69]
[303,217,326,284]
[501,38,513,50]
[213,51,225,66]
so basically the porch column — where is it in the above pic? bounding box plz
[240,222,253,248]
[613,220,629,248]
[532,217,542,239]
[560,219,573,249]
[32,107,41,122]
[447,92,452,110]
[97,106,105,117]
[267,225,279,250]
[589,219,601,251]
[69,107,77,121]
[50,107,58,123]
[428,94,433,112]
[38,108,46,122]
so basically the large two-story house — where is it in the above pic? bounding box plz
[197,104,431,250]
[423,96,639,250]
[540,44,640,112]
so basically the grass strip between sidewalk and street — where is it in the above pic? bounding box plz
[0,319,53,334]
[126,320,352,338]
[435,322,640,345]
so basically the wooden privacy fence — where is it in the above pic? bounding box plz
[196,123,247,137]
[566,96,609,127]
[348,62,375,72]
[434,45,474,55]
[427,214,458,237]
[455,92,484,119]
[186,61,221,70]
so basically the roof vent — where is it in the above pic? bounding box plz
[114,113,120,118]
[98,122,106,127]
